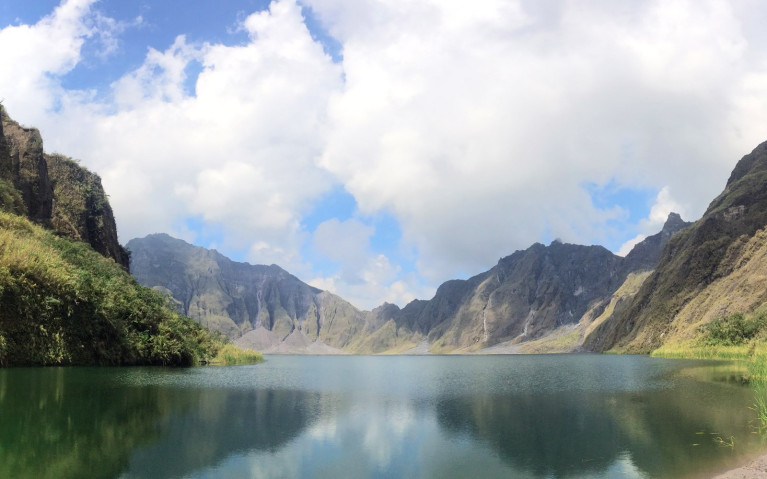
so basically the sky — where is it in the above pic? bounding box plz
[1,0,766,310]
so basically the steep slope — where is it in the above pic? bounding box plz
[0,108,247,367]
[128,212,688,354]
[584,140,767,353]
[127,234,365,350]
[382,214,689,353]
[0,106,52,223]
[0,106,128,268]
[427,242,625,352]
[621,212,690,273]
[0,211,225,366]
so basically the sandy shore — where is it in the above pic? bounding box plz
[712,452,767,478]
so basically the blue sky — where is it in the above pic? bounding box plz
[1,0,766,309]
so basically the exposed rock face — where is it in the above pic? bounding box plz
[388,227,688,353]
[584,140,767,352]
[0,106,129,269]
[127,234,365,347]
[129,213,688,354]
[621,213,692,273]
[0,107,52,224]
[46,155,129,268]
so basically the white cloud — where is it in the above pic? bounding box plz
[308,218,434,309]
[616,186,686,256]
[2,0,767,309]
[313,218,374,269]
[2,0,343,273]
[0,0,97,115]
[309,0,767,281]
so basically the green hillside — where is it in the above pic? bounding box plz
[0,207,245,366]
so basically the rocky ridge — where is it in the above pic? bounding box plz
[127,233,365,352]
[0,106,128,268]
[584,140,767,352]
[129,213,690,354]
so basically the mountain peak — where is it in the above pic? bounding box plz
[724,139,767,187]
[662,212,686,233]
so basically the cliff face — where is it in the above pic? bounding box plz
[584,140,767,353]
[47,155,129,268]
[621,213,691,273]
[0,107,52,224]
[0,106,128,269]
[386,215,688,353]
[127,234,365,349]
[128,213,689,354]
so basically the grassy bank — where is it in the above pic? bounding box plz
[209,344,264,365]
[650,309,767,377]
[650,311,767,435]
[0,210,262,367]
[651,343,758,361]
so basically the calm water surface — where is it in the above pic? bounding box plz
[0,355,764,478]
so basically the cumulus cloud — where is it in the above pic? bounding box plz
[2,0,343,270]
[0,0,96,114]
[309,0,767,280]
[308,219,433,309]
[2,0,767,309]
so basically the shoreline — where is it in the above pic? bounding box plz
[712,452,767,478]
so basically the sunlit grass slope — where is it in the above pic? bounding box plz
[652,308,767,379]
[0,210,260,366]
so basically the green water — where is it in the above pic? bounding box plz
[0,355,763,478]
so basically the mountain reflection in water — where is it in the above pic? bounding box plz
[0,356,762,479]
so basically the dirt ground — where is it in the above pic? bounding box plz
[713,453,767,478]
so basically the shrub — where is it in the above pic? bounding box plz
[701,312,766,346]
[0,210,237,366]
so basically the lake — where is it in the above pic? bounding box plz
[0,354,764,478]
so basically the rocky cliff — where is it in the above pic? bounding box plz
[0,106,129,268]
[129,213,688,354]
[127,234,365,351]
[0,106,52,224]
[584,140,767,353]
[374,212,690,353]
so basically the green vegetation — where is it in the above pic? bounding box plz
[0,179,24,215]
[210,344,264,365]
[0,210,259,367]
[651,309,767,436]
[700,312,767,346]
[651,309,767,362]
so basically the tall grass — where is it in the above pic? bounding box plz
[652,311,767,436]
[0,210,249,367]
[209,344,264,366]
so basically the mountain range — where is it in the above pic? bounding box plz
[128,140,767,355]
[5,99,767,358]
[127,210,691,354]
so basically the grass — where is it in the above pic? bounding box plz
[209,344,264,365]
[651,310,767,436]
[651,343,755,361]
[651,309,767,361]
[0,210,263,367]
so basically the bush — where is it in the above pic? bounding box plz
[0,210,233,366]
[0,179,24,215]
[701,312,766,346]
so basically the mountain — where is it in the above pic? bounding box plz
[0,107,237,366]
[0,106,128,268]
[584,140,767,353]
[372,213,690,354]
[126,234,366,352]
[128,213,689,354]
